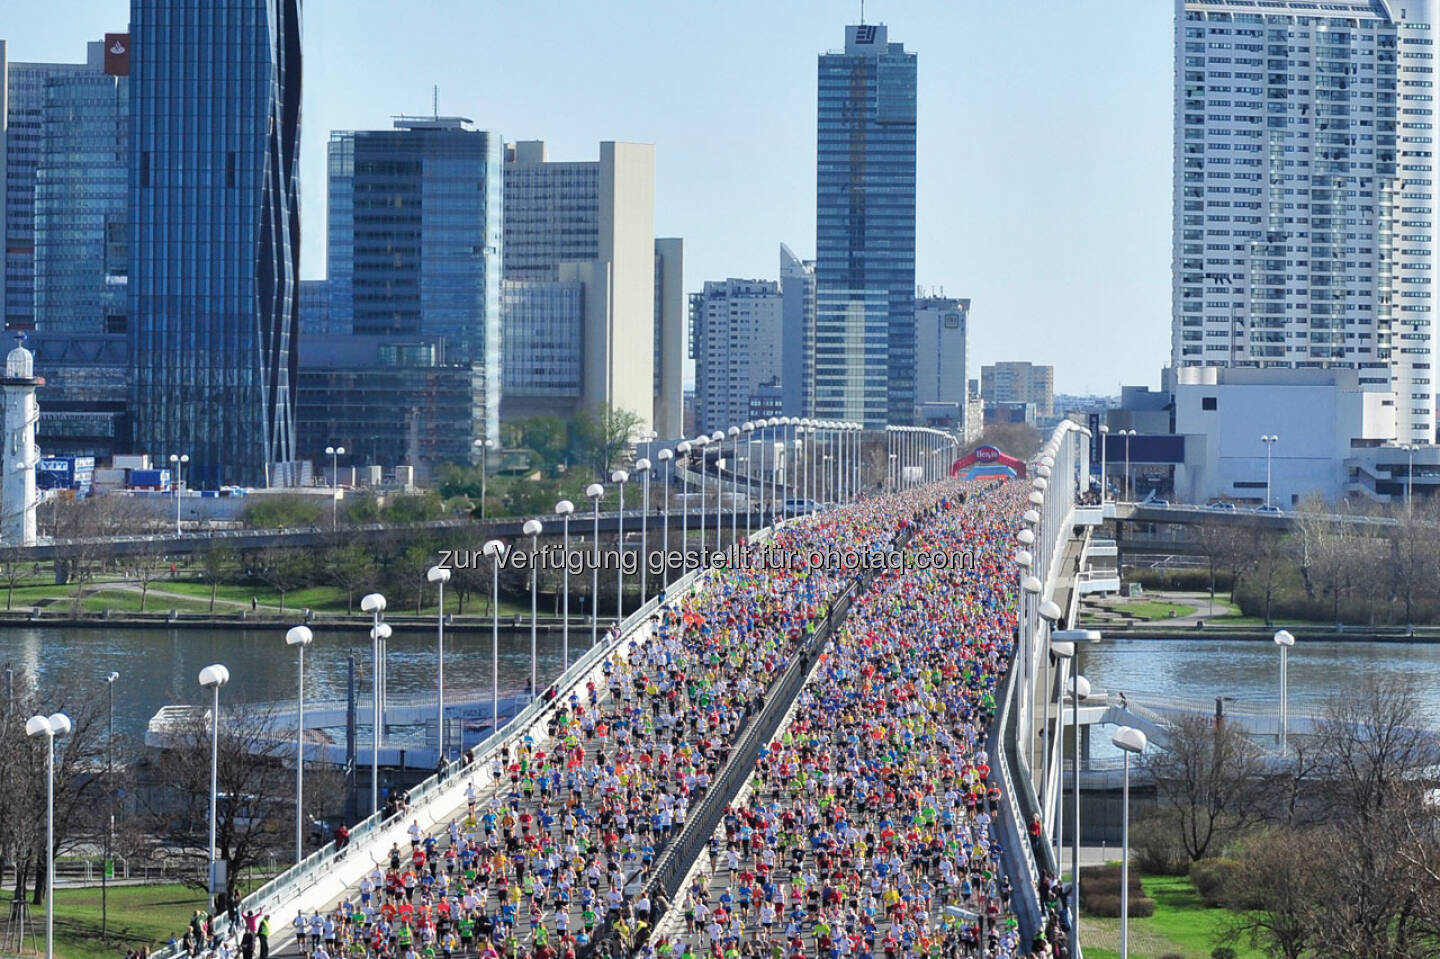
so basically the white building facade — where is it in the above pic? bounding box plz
[689,279,784,434]
[1173,0,1440,446]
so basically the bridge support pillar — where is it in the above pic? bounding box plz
[1080,723,1092,771]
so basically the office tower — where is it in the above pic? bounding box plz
[298,279,333,337]
[501,140,665,432]
[34,68,128,335]
[690,279,785,433]
[129,0,302,487]
[2,39,109,332]
[915,296,969,416]
[981,361,1054,418]
[780,243,815,418]
[1174,0,1440,444]
[327,117,503,442]
[654,237,685,438]
[814,23,917,428]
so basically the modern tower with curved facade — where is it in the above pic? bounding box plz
[129,0,302,487]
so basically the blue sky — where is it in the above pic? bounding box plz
[7,0,1174,394]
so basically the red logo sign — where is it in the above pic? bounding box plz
[974,446,1000,462]
[104,34,130,77]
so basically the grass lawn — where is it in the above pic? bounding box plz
[0,883,208,959]
[80,588,216,614]
[1080,874,1263,959]
[1119,601,1198,621]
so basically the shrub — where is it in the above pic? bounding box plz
[1189,857,1242,908]
[1083,892,1157,918]
[1132,811,1190,875]
[1212,949,1238,959]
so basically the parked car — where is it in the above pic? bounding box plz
[1254,504,1283,514]
[1207,501,1237,511]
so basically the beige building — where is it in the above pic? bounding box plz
[501,140,684,438]
[981,361,1054,418]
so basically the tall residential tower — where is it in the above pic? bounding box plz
[1173,0,1440,444]
[814,23,917,428]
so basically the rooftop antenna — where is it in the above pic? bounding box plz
[860,0,865,24]
[433,84,438,119]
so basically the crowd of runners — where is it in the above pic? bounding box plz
[187,488,953,959]
[650,480,1071,959]
[171,476,1062,959]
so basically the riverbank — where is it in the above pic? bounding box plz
[1085,622,1440,642]
[0,608,613,632]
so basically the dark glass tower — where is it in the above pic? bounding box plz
[129,0,302,487]
[814,23,916,428]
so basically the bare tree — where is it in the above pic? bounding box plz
[1143,713,1274,861]
[1222,827,1324,959]
[1313,673,1438,822]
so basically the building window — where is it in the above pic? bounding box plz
[1202,396,1218,410]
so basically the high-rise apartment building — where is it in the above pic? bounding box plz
[689,278,785,434]
[981,361,1054,418]
[129,0,302,487]
[814,23,917,428]
[779,243,815,419]
[500,140,683,437]
[915,296,969,415]
[1,39,110,332]
[327,117,503,443]
[1174,0,1440,444]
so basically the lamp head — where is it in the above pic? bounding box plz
[106,671,120,684]
[1049,641,1075,660]
[1051,629,1102,643]
[1022,574,1043,594]
[742,422,754,432]
[657,448,674,462]
[482,539,506,558]
[523,519,544,537]
[1014,549,1032,567]
[371,623,392,641]
[634,458,651,472]
[1016,529,1035,546]
[611,469,629,483]
[676,441,691,454]
[727,427,739,437]
[1038,600,1063,621]
[426,565,452,584]
[198,664,230,689]
[360,593,387,613]
[1028,491,1044,506]
[286,625,314,647]
[1022,509,1040,525]
[555,499,575,515]
[1073,675,1092,700]
[710,431,724,442]
[586,483,605,499]
[1274,629,1295,647]
[25,715,52,738]
[1112,725,1148,754]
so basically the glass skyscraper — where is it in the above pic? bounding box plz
[129,0,302,487]
[814,23,917,428]
[327,117,503,444]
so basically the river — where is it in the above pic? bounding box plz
[0,623,585,745]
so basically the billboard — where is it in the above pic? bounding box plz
[103,34,130,77]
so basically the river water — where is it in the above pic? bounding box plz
[0,624,584,745]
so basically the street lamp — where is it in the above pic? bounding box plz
[694,435,709,558]
[325,446,345,529]
[657,450,674,587]
[26,710,71,959]
[168,453,189,535]
[727,425,741,545]
[1274,629,1295,752]
[1111,725,1149,959]
[425,566,451,760]
[555,500,575,668]
[197,664,230,912]
[523,518,544,696]
[284,626,313,863]
[482,540,505,734]
[360,592,386,815]
[472,437,496,521]
[1099,424,1110,503]
[586,483,605,647]
[675,443,692,575]
[710,430,725,546]
[102,672,118,944]
[1119,430,1136,502]
[1402,444,1416,511]
[1049,640,1090,950]
[611,470,629,625]
[634,460,652,601]
[741,423,755,540]
[1261,434,1279,508]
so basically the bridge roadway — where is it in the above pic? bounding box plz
[4,506,770,564]
[192,495,944,959]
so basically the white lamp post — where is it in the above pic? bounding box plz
[555,500,575,668]
[1120,429,1136,502]
[1402,444,1416,512]
[168,453,189,535]
[26,710,71,959]
[1261,434,1278,508]
[586,483,605,646]
[523,518,544,695]
[694,436,709,558]
[741,423,754,540]
[482,540,505,733]
[710,430,725,546]
[197,664,229,911]
[676,443,691,574]
[1274,628,1295,752]
[611,470,629,624]
[657,450,674,587]
[103,672,118,945]
[360,593,386,814]
[1037,599,1063,771]
[325,446,345,529]
[635,460,652,600]
[1099,424,1110,502]
[425,566,451,760]
[284,626,313,862]
[1112,725,1149,959]
[726,426,740,545]
[472,437,495,520]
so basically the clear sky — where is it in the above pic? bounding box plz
[6,0,1175,395]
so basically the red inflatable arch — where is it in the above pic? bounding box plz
[949,445,1027,479]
